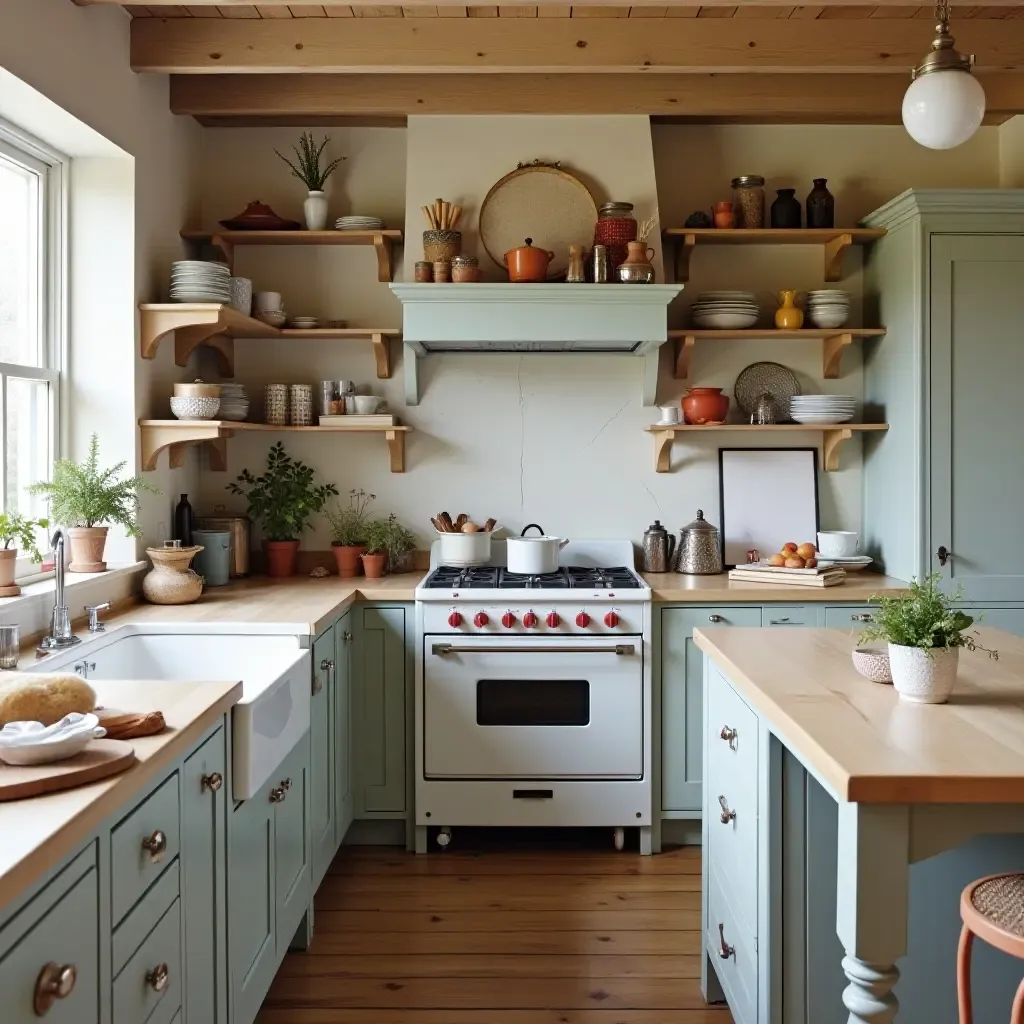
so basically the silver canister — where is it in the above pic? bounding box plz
[590,245,609,284]
[641,520,676,573]
[319,380,336,417]
[673,510,723,575]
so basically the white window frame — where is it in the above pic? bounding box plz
[0,121,67,581]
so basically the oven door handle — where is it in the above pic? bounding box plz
[431,643,636,656]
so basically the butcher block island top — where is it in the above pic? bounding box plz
[643,571,907,602]
[694,626,1024,805]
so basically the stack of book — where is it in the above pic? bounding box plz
[728,563,847,588]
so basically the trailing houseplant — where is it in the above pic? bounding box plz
[274,132,344,230]
[0,512,49,596]
[324,489,374,578]
[28,434,157,573]
[860,573,998,704]
[227,442,338,578]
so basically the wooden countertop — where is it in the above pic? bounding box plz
[694,626,1024,804]
[0,678,240,913]
[643,571,908,602]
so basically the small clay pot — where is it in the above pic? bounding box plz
[452,265,479,283]
[266,540,299,578]
[68,527,108,573]
[0,548,20,597]
[682,387,730,425]
[361,552,387,579]
[332,543,366,578]
[433,261,451,283]
[414,261,433,283]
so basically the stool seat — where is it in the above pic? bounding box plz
[970,874,1024,941]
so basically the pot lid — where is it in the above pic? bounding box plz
[646,520,667,534]
[681,510,718,534]
[731,176,766,188]
[599,201,635,216]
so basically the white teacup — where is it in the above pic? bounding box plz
[817,531,859,558]
[657,405,681,425]
[352,395,380,415]
[254,290,283,313]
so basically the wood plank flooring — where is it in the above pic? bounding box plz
[258,840,732,1023]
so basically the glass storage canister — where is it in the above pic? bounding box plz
[593,201,637,276]
[731,176,766,229]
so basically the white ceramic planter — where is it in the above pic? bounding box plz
[303,191,328,231]
[888,643,959,704]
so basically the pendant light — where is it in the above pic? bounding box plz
[902,1,986,150]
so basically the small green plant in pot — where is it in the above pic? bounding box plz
[228,442,338,578]
[860,573,998,704]
[275,132,344,231]
[0,513,49,596]
[360,514,416,579]
[28,434,157,573]
[324,489,374,578]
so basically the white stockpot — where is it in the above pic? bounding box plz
[506,524,569,575]
[437,529,493,567]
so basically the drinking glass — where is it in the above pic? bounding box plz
[0,624,20,669]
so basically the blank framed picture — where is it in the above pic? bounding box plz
[718,448,820,567]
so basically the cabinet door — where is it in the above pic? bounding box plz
[967,607,1024,638]
[274,736,310,954]
[335,610,355,846]
[824,605,877,630]
[310,626,336,891]
[761,605,818,628]
[181,725,228,1024]
[931,235,1024,601]
[354,605,408,814]
[661,606,761,812]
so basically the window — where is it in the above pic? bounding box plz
[0,127,63,578]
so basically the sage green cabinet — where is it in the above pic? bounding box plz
[335,609,354,845]
[761,606,817,628]
[965,607,1024,637]
[273,735,310,954]
[310,626,337,890]
[824,605,877,629]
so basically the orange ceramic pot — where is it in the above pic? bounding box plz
[68,527,108,573]
[361,552,387,579]
[504,238,555,282]
[332,543,366,578]
[712,201,735,229]
[682,388,730,425]
[266,540,299,578]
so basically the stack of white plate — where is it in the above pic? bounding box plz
[170,261,230,303]
[806,289,850,329]
[287,316,319,330]
[335,216,384,230]
[790,394,856,424]
[218,383,249,422]
[691,292,759,330]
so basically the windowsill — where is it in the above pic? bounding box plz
[1,562,145,607]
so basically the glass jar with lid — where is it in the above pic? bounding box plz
[593,201,637,275]
[731,176,766,229]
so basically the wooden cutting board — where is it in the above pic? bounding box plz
[0,740,136,801]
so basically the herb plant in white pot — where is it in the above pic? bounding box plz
[274,132,344,231]
[860,574,998,704]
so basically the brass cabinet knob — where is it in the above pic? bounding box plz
[146,963,170,993]
[718,795,736,825]
[141,830,167,861]
[718,923,735,960]
[342,631,353,643]
[719,725,737,745]
[34,962,77,1015]
[280,777,292,791]
[320,658,335,672]
[201,772,223,793]
[269,786,286,804]
[708,614,724,623]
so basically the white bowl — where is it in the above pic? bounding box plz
[807,310,850,329]
[170,395,221,420]
[0,713,106,766]
[693,313,759,329]
[256,310,287,328]
[352,395,380,414]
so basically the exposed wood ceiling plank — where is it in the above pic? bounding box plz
[255,4,293,11]
[185,4,226,13]
[354,5,404,13]
[788,5,825,14]
[697,5,737,12]
[665,5,700,12]
[734,5,794,15]
[539,5,573,13]
[817,4,876,14]
[100,0,1024,8]
[124,4,155,11]
[436,6,470,14]
[323,3,355,11]
[403,3,438,11]
[217,4,261,14]
[289,4,327,11]
[572,5,633,13]
[467,4,499,12]
[629,5,669,13]
[499,5,539,12]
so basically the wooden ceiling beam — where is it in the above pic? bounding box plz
[170,70,1024,119]
[131,15,1024,72]
[85,1,1024,7]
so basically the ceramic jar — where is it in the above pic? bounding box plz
[806,178,835,229]
[770,188,802,229]
[423,230,462,263]
[414,261,433,283]
[451,255,479,283]
[289,384,313,426]
[594,202,637,276]
[265,384,288,426]
[617,241,656,284]
[731,175,765,229]
[143,545,204,605]
[303,190,328,231]
[712,201,735,229]
[774,290,804,329]
[682,387,730,425]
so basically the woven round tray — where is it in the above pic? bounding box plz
[479,162,598,280]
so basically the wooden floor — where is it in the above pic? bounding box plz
[258,834,733,1024]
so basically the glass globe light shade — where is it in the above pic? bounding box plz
[902,69,986,150]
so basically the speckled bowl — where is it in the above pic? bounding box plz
[852,647,892,684]
[170,395,220,420]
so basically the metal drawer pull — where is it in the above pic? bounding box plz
[769,618,801,626]
[34,962,77,1014]
[937,545,951,566]
[280,777,292,790]
[718,795,736,824]
[146,963,170,993]
[432,643,635,656]
[320,658,335,672]
[719,725,737,746]
[141,830,167,862]
[269,786,286,804]
[718,923,735,960]
[708,614,724,623]
[201,772,223,793]
[851,613,874,622]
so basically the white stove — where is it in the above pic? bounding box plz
[414,540,653,854]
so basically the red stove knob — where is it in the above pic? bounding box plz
[604,611,620,628]
[474,612,489,628]
[546,612,560,628]
[523,611,538,629]
[576,611,591,628]
[501,611,516,628]
[448,611,463,628]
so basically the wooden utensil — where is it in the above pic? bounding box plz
[483,518,497,533]
[451,205,463,230]
[0,739,135,802]
[434,199,443,231]
[422,205,436,230]
[442,202,452,231]
[440,511,455,533]
[455,513,468,531]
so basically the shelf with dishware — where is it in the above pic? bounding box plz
[139,419,412,474]
[662,227,887,283]
[646,423,889,474]
[180,229,405,282]
[670,328,887,380]
[138,303,401,379]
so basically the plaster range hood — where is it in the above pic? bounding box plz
[390,283,683,405]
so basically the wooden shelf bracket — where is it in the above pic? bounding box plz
[141,421,227,472]
[386,429,406,473]
[822,332,854,379]
[653,429,676,473]
[174,326,235,377]
[822,427,854,472]
[823,232,854,282]
[674,334,696,379]
[371,332,392,379]
[373,233,394,284]
[672,233,696,283]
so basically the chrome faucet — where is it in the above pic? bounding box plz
[37,531,82,654]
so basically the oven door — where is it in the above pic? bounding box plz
[422,634,643,779]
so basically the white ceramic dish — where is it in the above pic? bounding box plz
[170,395,220,420]
[851,647,891,683]
[352,395,380,414]
[693,313,759,329]
[807,310,850,328]
[0,713,106,766]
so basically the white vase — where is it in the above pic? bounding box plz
[888,643,959,704]
[303,190,328,231]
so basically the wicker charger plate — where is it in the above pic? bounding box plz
[734,361,802,418]
[479,162,598,280]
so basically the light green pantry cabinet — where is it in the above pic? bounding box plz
[273,736,310,953]
[334,610,355,844]
[310,626,337,889]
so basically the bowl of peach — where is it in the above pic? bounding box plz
[765,542,818,570]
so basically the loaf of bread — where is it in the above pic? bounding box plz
[0,673,96,727]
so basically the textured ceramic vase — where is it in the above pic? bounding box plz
[682,388,730,425]
[68,527,108,573]
[303,191,328,231]
[143,546,204,605]
[266,540,300,578]
[888,644,959,704]
[332,544,366,578]
[774,290,804,330]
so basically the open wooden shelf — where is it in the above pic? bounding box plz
[645,423,888,473]
[138,304,400,378]
[140,419,412,474]
[661,227,887,283]
[669,328,887,380]
[181,229,404,282]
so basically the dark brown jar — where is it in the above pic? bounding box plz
[771,188,801,229]
[806,178,835,229]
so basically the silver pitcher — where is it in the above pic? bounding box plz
[641,520,675,573]
[673,510,723,575]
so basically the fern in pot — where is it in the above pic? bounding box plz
[0,513,48,596]
[275,132,344,231]
[324,489,374,578]
[861,573,998,704]
[28,434,157,573]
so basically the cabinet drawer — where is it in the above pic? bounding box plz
[0,861,99,1024]
[707,859,757,1024]
[824,606,877,629]
[111,773,181,924]
[112,861,179,976]
[113,898,181,1024]
[761,606,817,628]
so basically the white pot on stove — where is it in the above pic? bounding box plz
[506,524,570,576]
[437,529,493,567]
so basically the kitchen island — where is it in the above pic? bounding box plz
[694,625,1024,1024]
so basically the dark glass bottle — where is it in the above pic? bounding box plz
[174,493,193,546]
[770,188,801,229]
[806,178,835,229]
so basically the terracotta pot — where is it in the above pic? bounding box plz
[361,552,387,579]
[0,548,20,597]
[682,388,730,425]
[266,540,300,578]
[504,238,555,283]
[68,527,108,573]
[332,543,367,578]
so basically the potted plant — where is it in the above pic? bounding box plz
[0,513,48,596]
[380,513,416,574]
[360,518,390,580]
[274,132,344,231]
[860,573,999,704]
[28,434,156,573]
[228,442,338,578]
[324,489,374,578]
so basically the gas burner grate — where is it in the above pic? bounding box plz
[499,570,571,589]
[422,564,643,591]
[566,566,642,590]
[422,566,500,589]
